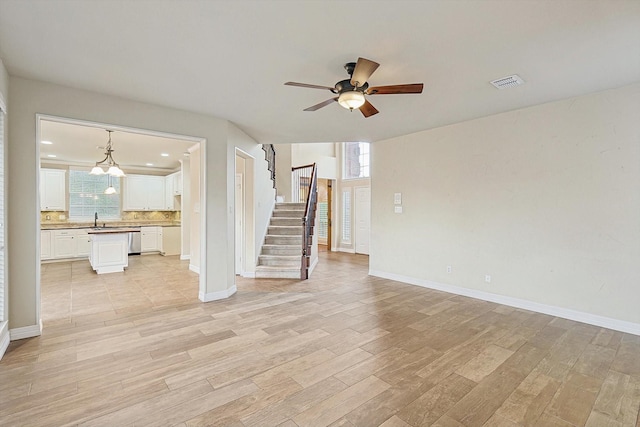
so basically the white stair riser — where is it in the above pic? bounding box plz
[270,218,302,226]
[261,246,300,256]
[272,210,304,218]
[255,269,301,279]
[265,236,302,245]
[258,257,300,267]
[276,203,306,209]
[268,226,303,236]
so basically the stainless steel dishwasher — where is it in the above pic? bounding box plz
[128,227,141,255]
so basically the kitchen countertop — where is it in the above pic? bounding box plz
[41,221,181,230]
[87,227,144,234]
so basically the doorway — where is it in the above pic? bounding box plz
[317,179,333,250]
[36,115,206,324]
[234,149,256,277]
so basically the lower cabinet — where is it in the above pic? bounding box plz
[53,230,76,258]
[41,230,53,260]
[76,229,92,257]
[141,226,163,253]
[161,226,181,256]
[41,228,92,260]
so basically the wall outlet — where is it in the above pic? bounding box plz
[485,275,491,283]
[59,214,66,220]
[447,265,452,274]
[45,215,51,220]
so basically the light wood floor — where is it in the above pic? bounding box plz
[1,251,639,426]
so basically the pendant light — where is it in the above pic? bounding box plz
[90,130,126,177]
[104,175,117,195]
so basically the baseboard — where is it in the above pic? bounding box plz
[189,264,200,274]
[336,247,356,254]
[9,323,43,341]
[308,256,319,275]
[180,254,191,261]
[0,321,9,360]
[369,269,640,336]
[242,271,256,278]
[199,285,237,302]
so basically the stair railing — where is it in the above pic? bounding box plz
[292,163,317,280]
[262,144,276,189]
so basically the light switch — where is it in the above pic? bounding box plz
[394,193,402,205]
[394,206,403,214]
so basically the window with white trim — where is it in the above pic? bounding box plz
[68,170,121,220]
[343,142,370,179]
[342,190,351,243]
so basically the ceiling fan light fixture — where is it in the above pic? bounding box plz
[338,91,365,110]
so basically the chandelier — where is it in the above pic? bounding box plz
[89,130,126,177]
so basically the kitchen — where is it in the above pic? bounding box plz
[39,118,199,320]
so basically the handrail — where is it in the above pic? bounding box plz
[262,144,276,189]
[292,163,317,280]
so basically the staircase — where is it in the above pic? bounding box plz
[255,202,306,279]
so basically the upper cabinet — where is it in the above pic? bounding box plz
[40,168,66,211]
[122,174,166,211]
[164,171,182,211]
[171,171,182,196]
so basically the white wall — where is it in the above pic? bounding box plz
[370,83,640,331]
[228,125,275,270]
[0,58,9,358]
[6,77,269,330]
[292,142,337,179]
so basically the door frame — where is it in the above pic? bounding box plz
[35,114,207,327]
[234,148,256,277]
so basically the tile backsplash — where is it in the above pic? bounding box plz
[41,210,180,224]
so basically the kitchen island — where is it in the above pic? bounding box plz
[87,227,139,274]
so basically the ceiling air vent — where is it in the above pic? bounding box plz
[490,74,524,89]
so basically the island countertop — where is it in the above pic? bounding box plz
[87,227,143,234]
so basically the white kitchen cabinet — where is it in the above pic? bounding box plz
[40,168,66,211]
[75,229,91,257]
[41,230,53,260]
[171,171,182,195]
[164,172,182,211]
[123,174,166,211]
[88,232,128,274]
[141,226,163,253]
[42,228,92,260]
[161,226,181,256]
[53,229,75,258]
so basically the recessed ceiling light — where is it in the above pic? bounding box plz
[47,154,57,158]
[41,140,53,145]
[161,153,169,157]
[146,163,153,166]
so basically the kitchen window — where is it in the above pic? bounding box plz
[68,169,121,220]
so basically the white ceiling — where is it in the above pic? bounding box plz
[40,119,196,171]
[0,0,639,147]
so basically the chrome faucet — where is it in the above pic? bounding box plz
[94,212,98,228]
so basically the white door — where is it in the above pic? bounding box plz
[235,173,243,275]
[354,186,370,255]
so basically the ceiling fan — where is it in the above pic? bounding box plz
[285,57,423,118]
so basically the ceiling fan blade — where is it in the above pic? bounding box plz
[359,99,379,118]
[285,82,335,91]
[304,97,338,111]
[367,83,424,95]
[350,57,380,88]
